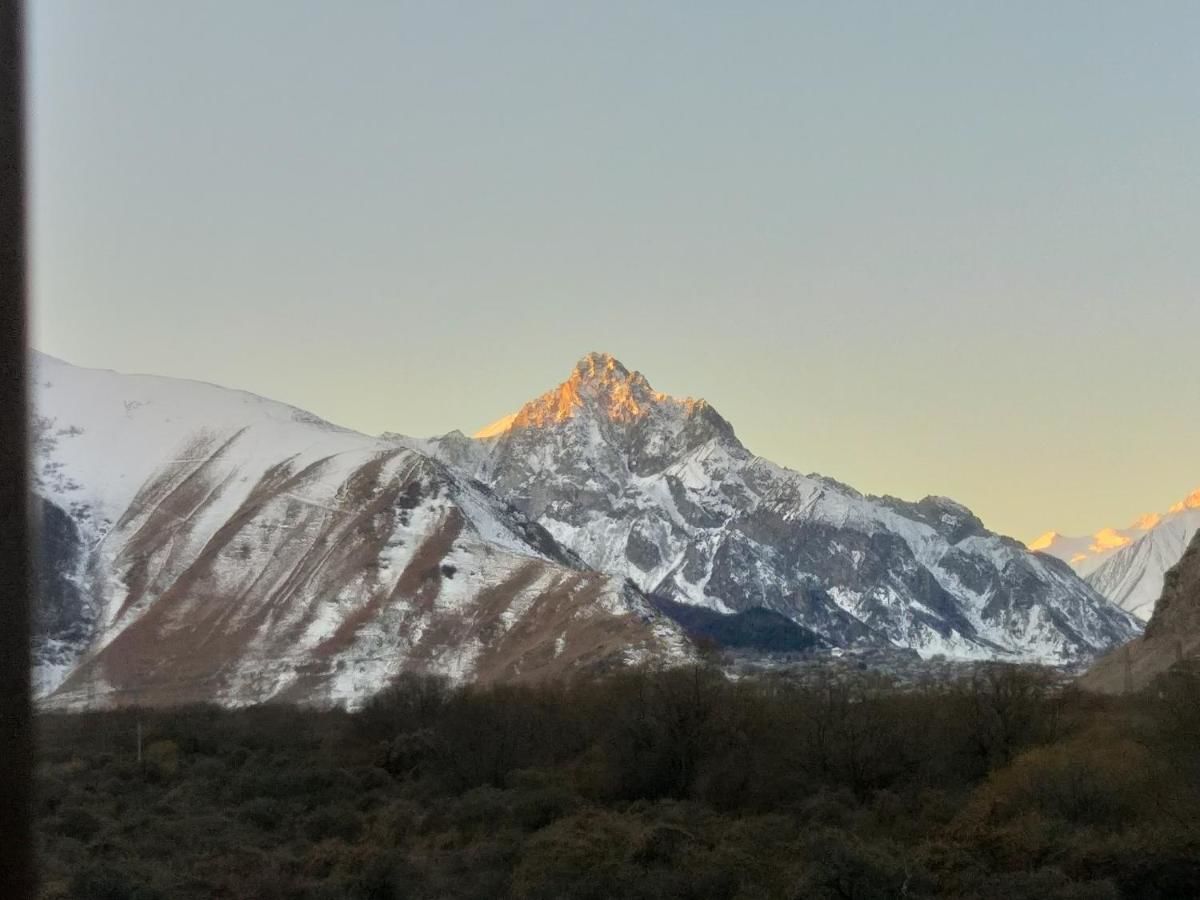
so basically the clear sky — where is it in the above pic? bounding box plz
[27,1,1200,542]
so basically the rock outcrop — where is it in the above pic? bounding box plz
[1079,530,1200,694]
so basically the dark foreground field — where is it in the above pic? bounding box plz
[34,663,1200,899]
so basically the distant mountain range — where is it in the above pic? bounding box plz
[1030,491,1200,620]
[32,351,1139,708]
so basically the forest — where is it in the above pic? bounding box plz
[34,660,1200,899]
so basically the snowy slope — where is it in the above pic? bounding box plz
[30,353,690,708]
[1031,489,1200,620]
[415,353,1140,664]
[33,352,368,552]
[1085,507,1200,621]
[1028,515,1169,578]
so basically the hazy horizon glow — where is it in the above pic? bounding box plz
[27,1,1200,541]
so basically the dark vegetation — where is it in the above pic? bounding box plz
[34,661,1200,899]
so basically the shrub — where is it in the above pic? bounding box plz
[791,828,926,900]
[237,796,291,832]
[30,666,1200,900]
[51,804,104,842]
[964,738,1151,830]
[69,862,161,900]
[511,810,644,900]
[511,784,580,831]
[302,803,363,842]
[144,740,180,780]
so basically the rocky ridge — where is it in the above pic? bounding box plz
[414,353,1140,664]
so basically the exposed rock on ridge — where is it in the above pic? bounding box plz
[419,353,1141,663]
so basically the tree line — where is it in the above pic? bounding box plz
[34,660,1200,898]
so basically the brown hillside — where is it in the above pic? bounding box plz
[1080,530,1200,694]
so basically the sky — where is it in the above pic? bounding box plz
[26,1,1200,542]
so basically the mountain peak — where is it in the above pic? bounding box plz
[573,351,630,381]
[1090,527,1133,553]
[1028,531,1061,552]
[528,353,668,429]
[474,353,714,438]
[1168,488,1200,514]
[1130,512,1163,531]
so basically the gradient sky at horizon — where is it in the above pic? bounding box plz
[27,1,1200,542]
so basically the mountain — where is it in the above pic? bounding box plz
[414,352,1139,663]
[1086,508,1200,621]
[30,353,689,708]
[1030,490,1200,620]
[32,350,1141,708]
[1079,529,1200,694]
[1027,527,1148,577]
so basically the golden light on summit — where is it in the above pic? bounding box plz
[1130,512,1162,531]
[1089,528,1132,553]
[1167,488,1200,514]
[473,412,517,439]
[1029,487,1200,569]
[1027,531,1059,552]
[472,352,705,438]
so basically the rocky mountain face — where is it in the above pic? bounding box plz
[417,353,1140,663]
[1031,491,1200,620]
[31,350,1142,710]
[1080,530,1200,694]
[29,353,689,709]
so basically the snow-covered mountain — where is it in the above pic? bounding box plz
[31,350,1142,709]
[30,353,689,708]
[1087,510,1200,621]
[414,352,1140,663]
[1030,490,1200,620]
[1027,527,1149,578]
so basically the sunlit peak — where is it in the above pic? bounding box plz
[1130,512,1162,531]
[473,412,518,439]
[1027,531,1060,552]
[1168,488,1200,514]
[574,351,629,381]
[472,353,706,437]
[1089,527,1132,553]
